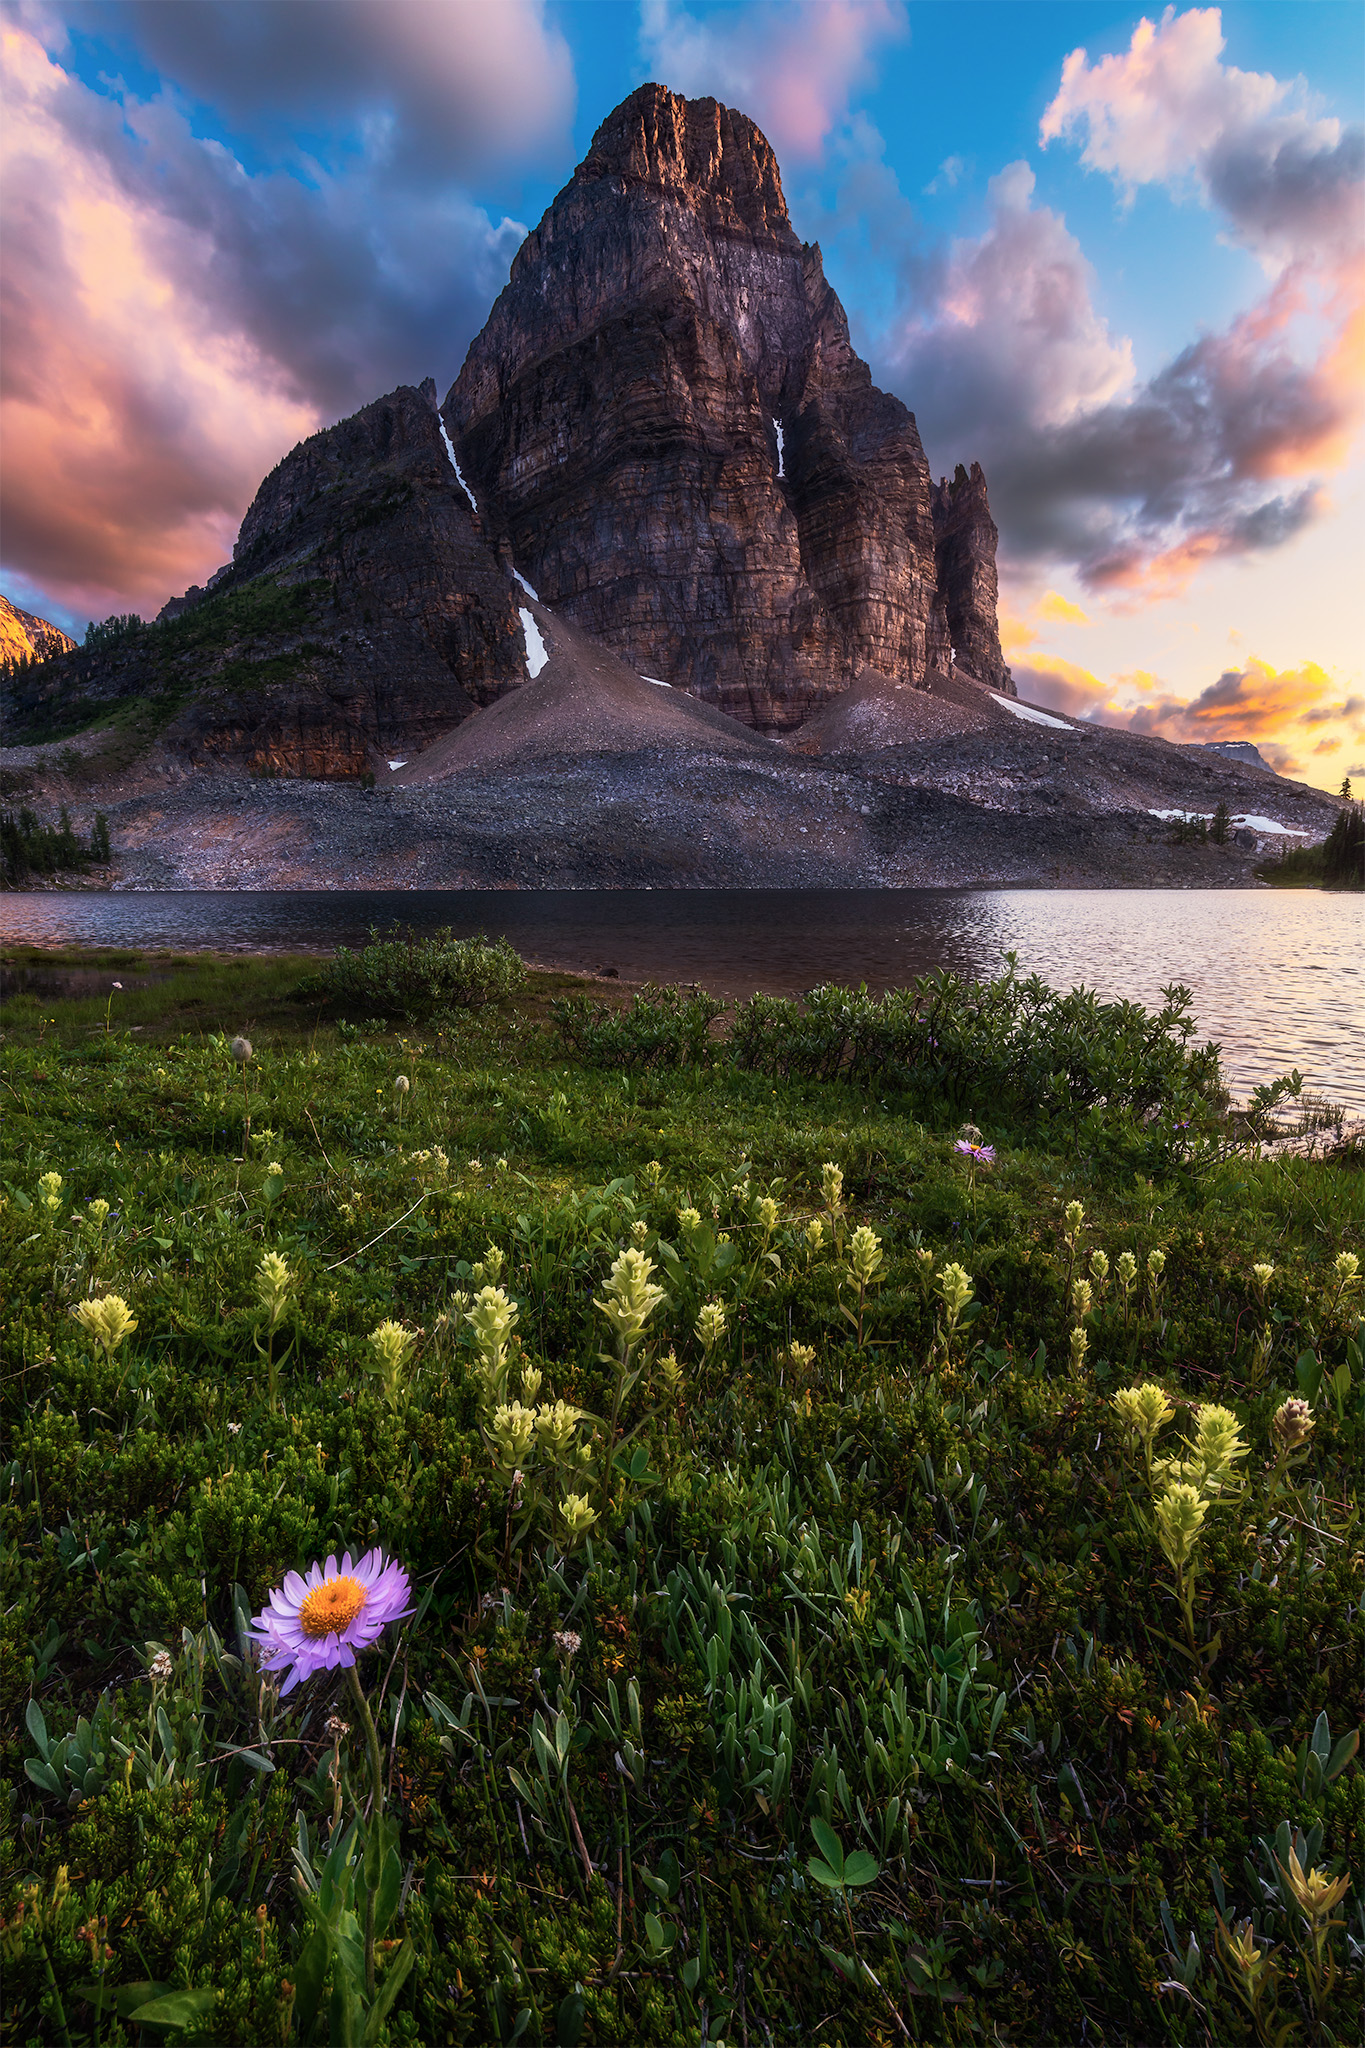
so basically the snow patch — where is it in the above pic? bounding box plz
[772,418,785,478]
[520,607,548,678]
[437,415,478,513]
[1149,809,1313,836]
[994,695,1071,730]
[387,760,407,771]
[640,674,670,688]
[511,568,540,603]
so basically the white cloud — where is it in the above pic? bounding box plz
[637,0,906,159]
[1040,5,1363,270]
[883,160,1133,450]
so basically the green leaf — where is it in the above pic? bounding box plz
[292,1924,331,2036]
[1325,1728,1360,1782]
[644,1912,677,1955]
[809,1815,845,1878]
[372,1841,403,1938]
[216,1743,275,1774]
[807,1858,846,1890]
[361,1936,417,2047]
[25,1699,49,1760]
[102,1982,175,2019]
[555,1988,587,2047]
[24,1760,62,1796]
[127,1988,218,2028]
[842,1850,880,1888]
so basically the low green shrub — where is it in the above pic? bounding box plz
[327,927,526,1018]
[554,963,1226,1141]
[551,981,724,1069]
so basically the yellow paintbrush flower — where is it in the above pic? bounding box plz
[595,1247,668,1351]
[72,1293,137,1359]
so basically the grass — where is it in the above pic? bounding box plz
[2,949,1362,2046]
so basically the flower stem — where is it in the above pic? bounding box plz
[346,1662,384,1996]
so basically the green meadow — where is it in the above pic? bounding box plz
[2,942,1361,2046]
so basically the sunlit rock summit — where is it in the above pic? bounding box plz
[446,84,1012,729]
[1,593,75,669]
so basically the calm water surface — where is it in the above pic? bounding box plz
[3,888,1360,1112]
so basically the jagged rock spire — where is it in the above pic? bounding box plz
[445,84,1006,730]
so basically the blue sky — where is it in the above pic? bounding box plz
[2,2,1361,783]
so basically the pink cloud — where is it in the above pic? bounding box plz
[1041,6,1362,271]
[0,24,319,618]
[871,19,1362,603]
[638,0,906,160]
[0,17,539,620]
[1099,657,1365,782]
[900,161,1134,437]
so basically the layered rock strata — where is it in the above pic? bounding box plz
[445,83,1010,730]
[930,464,1013,694]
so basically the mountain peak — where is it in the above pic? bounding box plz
[446,85,1011,728]
[1,592,76,667]
[577,83,796,246]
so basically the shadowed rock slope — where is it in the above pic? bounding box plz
[445,83,1012,730]
[3,386,529,776]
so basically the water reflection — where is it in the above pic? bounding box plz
[3,888,1360,1111]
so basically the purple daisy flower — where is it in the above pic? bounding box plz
[251,1548,413,1694]
[953,1139,996,1166]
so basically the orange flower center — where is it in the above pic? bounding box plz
[298,1575,367,1638]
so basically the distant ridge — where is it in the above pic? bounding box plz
[1201,741,1275,775]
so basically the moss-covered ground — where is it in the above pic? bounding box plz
[2,950,1361,2045]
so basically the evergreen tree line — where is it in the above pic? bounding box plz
[1321,803,1364,887]
[1,807,110,887]
[1,612,144,685]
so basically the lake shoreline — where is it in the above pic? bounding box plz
[3,884,1362,1114]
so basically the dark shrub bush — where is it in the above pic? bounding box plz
[551,980,725,1069]
[328,927,526,1018]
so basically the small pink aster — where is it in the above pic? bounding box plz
[251,1548,413,1694]
[954,1139,996,1166]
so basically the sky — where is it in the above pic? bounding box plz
[1,1,1361,789]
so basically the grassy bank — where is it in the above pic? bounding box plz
[3,950,1362,2046]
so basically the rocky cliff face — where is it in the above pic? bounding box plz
[445,83,1007,730]
[7,386,529,775]
[1,593,76,667]
[208,381,526,767]
[9,87,1013,768]
[930,464,1013,695]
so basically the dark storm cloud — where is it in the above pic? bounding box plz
[65,0,576,182]
[29,10,545,416]
[0,6,566,614]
